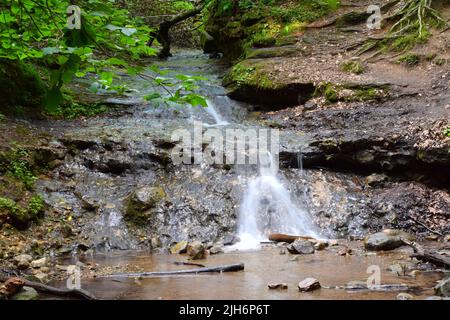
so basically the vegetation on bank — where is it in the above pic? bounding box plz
[0,0,207,118]
[0,144,45,229]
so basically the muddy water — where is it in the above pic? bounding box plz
[59,244,444,300]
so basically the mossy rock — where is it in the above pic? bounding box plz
[340,59,365,74]
[246,46,298,59]
[0,59,47,112]
[224,60,315,109]
[124,186,166,223]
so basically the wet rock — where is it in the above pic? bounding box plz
[337,247,352,256]
[124,186,166,222]
[268,282,288,290]
[298,278,321,292]
[33,272,49,283]
[11,286,39,300]
[425,235,439,241]
[223,234,239,246]
[209,245,223,255]
[397,293,414,300]
[365,173,387,187]
[14,254,33,270]
[313,241,328,251]
[30,257,47,269]
[287,239,315,254]
[364,230,414,251]
[200,30,218,54]
[434,277,450,297]
[187,241,206,260]
[170,241,188,254]
[151,237,161,249]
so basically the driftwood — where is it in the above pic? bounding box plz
[100,263,244,278]
[0,275,97,300]
[268,233,315,243]
[403,240,450,269]
[173,261,206,268]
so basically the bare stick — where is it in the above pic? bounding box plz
[99,263,245,278]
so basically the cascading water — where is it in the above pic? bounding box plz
[204,99,229,126]
[231,153,321,250]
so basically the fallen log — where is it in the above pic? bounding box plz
[402,240,450,269]
[269,233,314,243]
[0,275,97,300]
[99,263,244,278]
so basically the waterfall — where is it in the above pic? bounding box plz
[205,99,229,126]
[230,152,320,250]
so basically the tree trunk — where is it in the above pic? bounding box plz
[150,4,205,58]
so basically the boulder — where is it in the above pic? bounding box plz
[298,278,321,292]
[199,30,218,54]
[123,186,165,222]
[187,241,206,260]
[364,230,414,251]
[31,257,48,268]
[209,245,223,255]
[287,239,315,254]
[14,254,33,270]
[434,277,450,297]
[170,241,188,254]
[11,286,39,300]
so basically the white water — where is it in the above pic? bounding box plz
[230,153,320,251]
[204,99,229,126]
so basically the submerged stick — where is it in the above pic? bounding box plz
[0,275,97,300]
[99,263,245,278]
[402,240,450,269]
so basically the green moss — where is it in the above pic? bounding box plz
[224,61,279,90]
[444,127,450,137]
[271,0,339,23]
[1,147,37,190]
[45,102,109,120]
[340,59,364,74]
[0,59,48,112]
[28,195,45,216]
[317,82,339,103]
[0,195,44,228]
[398,54,421,67]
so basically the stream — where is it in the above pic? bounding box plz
[31,50,447,299]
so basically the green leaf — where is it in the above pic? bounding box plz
[44,88,64,112]
[144,93,161,101]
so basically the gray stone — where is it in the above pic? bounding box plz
[364,230,414,251]
[287,239,315,254]
[298,278,321,292]
[31,257,48,268]
[434,277,450,297]
[397,293,414,300]
[11,286,39,300]
[209,245,223,255]
[124,186,165,222]
[170,241,188,254]
[14,254,33,270]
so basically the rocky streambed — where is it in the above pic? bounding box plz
[0,49,449,299]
